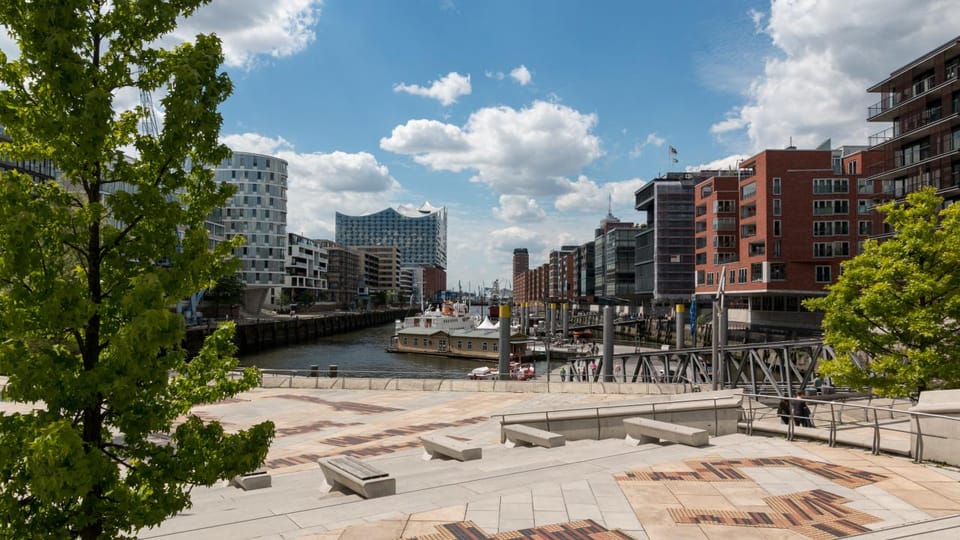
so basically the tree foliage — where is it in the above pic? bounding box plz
[804,187,960,397]
[0,2,274,538]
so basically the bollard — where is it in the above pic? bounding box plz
[310,365,319,377]
[328,364,338,378]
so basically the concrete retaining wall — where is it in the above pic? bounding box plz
[498,389,744,442]
[910,389,960,467]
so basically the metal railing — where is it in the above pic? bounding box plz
[741,393,959,464]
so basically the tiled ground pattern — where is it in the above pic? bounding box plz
[275,419,361,437]
[271,394,403,413]
[409,519,633,540]
[319,417,489,446]
[617,456,887,489]
[618,456,894,539]
[264,414,490,467]
[671,488,879,539]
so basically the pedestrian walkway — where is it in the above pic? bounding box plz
[121,387,960,540]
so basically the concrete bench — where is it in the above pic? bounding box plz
[623,417,709,447]
[230,469,271,490]
[503,424,565,448]
[420,433,482,461]
[318,455,396,499]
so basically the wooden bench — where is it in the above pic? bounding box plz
[503,424,565,448]
[230,469,271,490]
[420,434,482,461]
[318,455,396,498]
[623,417,709,447]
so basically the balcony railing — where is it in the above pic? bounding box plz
[867,129,960,179]
[868,69,957,119]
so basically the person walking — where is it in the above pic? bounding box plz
[791,392,814,427]
[777,399,791,424]
[560,367,566,382]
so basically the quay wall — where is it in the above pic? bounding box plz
[184,309,407,357]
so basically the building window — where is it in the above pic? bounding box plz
[456,340,462,349]
[402,337,408,345]
[714,200,736,213]
[772,177,781,195]
[751,263,763,282]
[701,183,713,198]
[848,161,857,174]
[813,200,849,215]
[773,199,781,216]
[773,239,781,257]
[729,269,736,284]
[770,263,786,280]
[857,178,872,193]
[738,268,747,283]
[816,265,832,283]
[773,220,781,237]
[481,342,488,351]
[696,270,705,285]
[466,341,473,350]
[740,182,756,200]
[814,178,849,194]
[814,241,850,258]
[858,200,873,214]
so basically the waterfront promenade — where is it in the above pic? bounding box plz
[125,386,960,539]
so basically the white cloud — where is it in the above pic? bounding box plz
[555,175,646,213]
[0,25,17,61]
[629,132,666,158]
[219,132,400,239]
[685,154,750,172]
[510,64,532,86]
[492,195,546,222]
[381,100,602,196]
[393,72,472,106]
[713,0,960,151]
[484,70,505,81]
[174,0,323,70]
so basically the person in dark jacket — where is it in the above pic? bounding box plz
[791,392,814,427]
[777,399,791,424]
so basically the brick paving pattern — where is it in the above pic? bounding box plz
[409,519,633,539]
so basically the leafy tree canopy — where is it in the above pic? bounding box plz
[0,2,274,538]
[804,187,960,397]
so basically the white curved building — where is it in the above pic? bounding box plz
[214,151,288,311]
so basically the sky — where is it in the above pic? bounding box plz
[3,0,960,292]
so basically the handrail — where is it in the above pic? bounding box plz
[741,392,960,464]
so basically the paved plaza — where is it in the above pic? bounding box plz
[4,381,960,538]
[139,387,960,539]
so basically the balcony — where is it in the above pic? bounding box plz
[866,129,960,181]
[869,68,959,121]
[870,106,954,148]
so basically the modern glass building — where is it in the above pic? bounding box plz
[335,202,447,269]
[213,151,288,297]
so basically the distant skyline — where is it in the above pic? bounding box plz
[2,1,959,289]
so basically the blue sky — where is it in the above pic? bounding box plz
[3,0,959,291]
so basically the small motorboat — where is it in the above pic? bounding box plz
[468,366,498,380]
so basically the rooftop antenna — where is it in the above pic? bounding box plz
[607,193,613,217]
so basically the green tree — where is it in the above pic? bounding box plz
[0,2,274,538]
[207,273,245,318]
[804,187,960,397]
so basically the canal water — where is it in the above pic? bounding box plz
[238,320,549,379]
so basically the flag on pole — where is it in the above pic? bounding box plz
[672,157,679,163]
[669,146,677,155]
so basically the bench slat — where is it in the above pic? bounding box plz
[328,456,388,480]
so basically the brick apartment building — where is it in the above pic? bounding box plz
[693,146,882,331]
[866,36,960,202]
